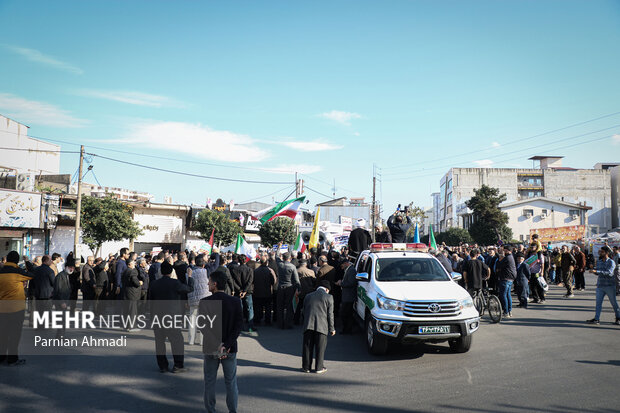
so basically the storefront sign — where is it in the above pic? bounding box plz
[530,225,586,243]
[0,190,41,228]
[134,214,184,244]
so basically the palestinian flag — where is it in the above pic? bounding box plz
[254,196,306,224]
[293,233,307,253]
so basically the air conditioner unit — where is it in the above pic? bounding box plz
[571,213,579,220]
[540,213,548,219]
[525,212,532,218]
[16,173,35,192]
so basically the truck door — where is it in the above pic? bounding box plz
[355,253,372,317]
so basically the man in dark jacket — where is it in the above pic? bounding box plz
[387,212,412,243]
[515,253,531,308]
[32,255,56,322]
[573,246,587,291]
[301,280,335,373]
[122,259,142,330]
[337,260,357,334]
[148,261,194,372]
[137,258,149,315]
[52,259,74,338]
[496,246,517,317]
[253,256,277,325]
[276,252,301,329]
[81,256,96,312]
[561,245,577,298]
[232,255,255,331]
[115,248,129,299]
[348,219,372,260]
[93,258,108,316]
[200,271,243,413]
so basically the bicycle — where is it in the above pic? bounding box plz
[472,282,502,323]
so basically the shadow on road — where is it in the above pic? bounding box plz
[576,359,620,367]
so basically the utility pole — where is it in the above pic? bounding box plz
[332,179,336,199]
[372,163,376,242]
[74,145,84,267]
[295,172,299,197]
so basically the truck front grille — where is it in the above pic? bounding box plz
[403,300,461,317]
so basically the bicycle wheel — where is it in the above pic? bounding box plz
[487,295,502,323]
[473,292,484,314]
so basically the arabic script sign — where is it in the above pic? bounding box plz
[529,225,585,243]
[0,190,42,228]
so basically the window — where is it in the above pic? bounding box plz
[523,209,534,218]
[375,258,451,282]
[569,209,580,220]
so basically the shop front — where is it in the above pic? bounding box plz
[0,189,43,259]
[133,204,188,254]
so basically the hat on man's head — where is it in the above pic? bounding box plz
[161,261,173,275]
[355,218,366,229]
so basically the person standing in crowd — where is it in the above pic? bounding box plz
[587,246,620,325]
[573,246,587,291]
[348,219,372,261]
[217,255,236,295]
[484,246,499,291]
[301,280,335,373]
[137,258,149,315]
[515,253,530,308]
[200,271,243,413]
[81,256,96,312]
[253,255,277,326]
[613,246,620,295]
[374,223,392,243]
[0,251,34,366]
[496,246,517,318]
[148,252,165,284]
[232,255,255,332]
[32,255,56,323]
[276,252,300,329]
[93,258,108,316]
[316,256,336,289]
[561,245,576,298]
[387,209,412,243]
[149,260,194,372]
[337,260,357,334]
[434,250,453,275]
[122,259,142,331]
[295,259,316,325]
[462,249,490,295]
[187,255,211,346]
[115,248,129,299]
[52,259,74,338]
[51,252,63,275]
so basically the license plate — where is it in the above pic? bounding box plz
[418,326,450,334]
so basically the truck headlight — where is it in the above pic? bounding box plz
[459,297,474,310]
[377,294,405,311]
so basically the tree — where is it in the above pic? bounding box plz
[465,185,512,245]
[436,227,473,246]
[194,209,242,247]
[258,217,296,247]
[405,203,427,240]
[80,196,142,257]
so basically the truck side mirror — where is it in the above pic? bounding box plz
[356,272,369,282]
[451,272,462,282]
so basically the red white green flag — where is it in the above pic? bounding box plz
[254,196,306,224]
[293,233,306,253]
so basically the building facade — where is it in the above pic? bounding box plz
[438,156,612,235]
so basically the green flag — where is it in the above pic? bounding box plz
[429,224,437,250]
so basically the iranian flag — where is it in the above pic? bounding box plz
[293,233,307,253]
[234,233,256,259]
[254,196,306,224]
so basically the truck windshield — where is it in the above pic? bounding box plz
[375,257,450,282]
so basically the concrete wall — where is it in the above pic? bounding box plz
[501,200,586,242]
[611,166,619,228]
[0,115,60,175]
[543,169,611,232]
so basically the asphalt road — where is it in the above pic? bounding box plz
[2,272,620,413]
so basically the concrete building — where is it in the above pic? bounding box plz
[593,163,620,229]
[438,156,612,236]
[70,182,154,202]
[499,197,591,242]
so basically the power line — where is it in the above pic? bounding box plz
[0,147,80,154]
[382,125,619,179]
[382,133,614,182]
[299,173,367,197]
[304,185,333,199]
[238,185,295,204]
[88,153,294,185]
[382,110,620,171]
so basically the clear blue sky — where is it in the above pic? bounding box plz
[1,0,619,215]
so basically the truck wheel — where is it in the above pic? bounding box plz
[366,317,388,355]
[449,335,472,353]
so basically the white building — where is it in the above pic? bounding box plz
[499,197,591,242]
[438,156,612,235]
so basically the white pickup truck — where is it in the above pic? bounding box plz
[354,243,480,355]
